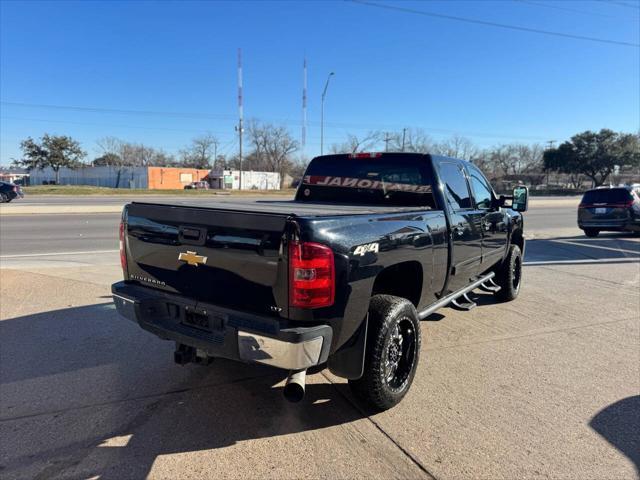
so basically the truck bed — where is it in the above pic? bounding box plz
[132,199,431,217]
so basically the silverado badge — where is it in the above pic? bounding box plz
[178,251,208,266]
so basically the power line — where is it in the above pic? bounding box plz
[1,100,551,142]
[0,101,236,120]
[0,115,235,136]
[516,0,628,19]
[595,0,640,11]
[347,0,640,47]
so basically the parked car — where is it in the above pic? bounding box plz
[0,181,24,203]
[184,181,210,190]
[112,153,528,411]
[578,186,640,237]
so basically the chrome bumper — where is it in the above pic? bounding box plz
[111,281,332,371]
[238,331,326,370]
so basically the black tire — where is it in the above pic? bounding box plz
[348,295,421,411]
[583,228,599,238]
[495,245,523,302]
[0,192,8,203]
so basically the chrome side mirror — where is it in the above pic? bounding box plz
[512,186,529,212]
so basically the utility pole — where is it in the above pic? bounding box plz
[384,132,391,152]
[320,72,334,156]
[237,48,243,190]
[302,57,307,149]
[401,128,407,152]
[545,140,556,187]
[213,138,218,169]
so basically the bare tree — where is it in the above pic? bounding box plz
[387,128,433,153]
[489,143,543,176]
[433,134,478,160]
[246,120,299,187]
[330,131,382,154]
[179,133,218,169]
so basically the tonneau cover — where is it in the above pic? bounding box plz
[131,199,428,216]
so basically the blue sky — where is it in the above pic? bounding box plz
[1,0,638,165]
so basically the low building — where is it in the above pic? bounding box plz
[147,167,211,189]
[208,170,281,190]
[0,167,30,185]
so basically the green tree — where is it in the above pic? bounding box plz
[544,129,640,187]
[17,134,86,184]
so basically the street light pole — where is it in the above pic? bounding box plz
[320,72,334,156]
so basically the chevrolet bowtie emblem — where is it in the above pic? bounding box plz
[178,251,207,266]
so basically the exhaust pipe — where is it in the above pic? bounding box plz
[283,369,306,403]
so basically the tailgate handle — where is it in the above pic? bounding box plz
[179,226,206,245]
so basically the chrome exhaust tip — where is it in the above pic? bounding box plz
[283,369,306,403]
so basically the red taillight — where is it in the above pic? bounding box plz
[119,221,127,272]
[289,241,335,309]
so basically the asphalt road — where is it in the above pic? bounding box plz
[1,200,638,479]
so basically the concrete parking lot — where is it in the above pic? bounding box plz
[1,197,638,479]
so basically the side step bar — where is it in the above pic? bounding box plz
[479,277,501,293]
[451,293,477,311]
[418,272,496,320]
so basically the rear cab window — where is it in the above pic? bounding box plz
[296,154,437,208]
[581,188,632,205]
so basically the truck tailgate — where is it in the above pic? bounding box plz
[124,202,290,317]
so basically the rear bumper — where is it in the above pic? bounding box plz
[578,218,640,232]
[111,281,332,370]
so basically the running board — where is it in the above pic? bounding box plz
[479,277,501,293]
[451,293,477,311]
[418,272,495,320]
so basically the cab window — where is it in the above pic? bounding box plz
[439,162,472,210]
[467,164,493,209]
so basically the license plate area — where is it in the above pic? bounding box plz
[183,308,210,331]
[595,207,607,214]
[180,305,225,332]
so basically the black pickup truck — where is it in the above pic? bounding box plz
[112,153,528,411]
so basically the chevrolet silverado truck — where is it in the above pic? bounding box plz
[112,153,528,411]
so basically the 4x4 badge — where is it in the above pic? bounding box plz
[178,251,207,266]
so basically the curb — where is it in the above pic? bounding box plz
[0,205,124,215]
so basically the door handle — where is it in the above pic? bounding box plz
[453,226,464,237]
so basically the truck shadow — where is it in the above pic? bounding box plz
[0,303,362,480]
[589,396,640,477]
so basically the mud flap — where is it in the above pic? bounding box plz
[327,315,368,380]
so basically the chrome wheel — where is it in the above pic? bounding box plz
[383,317,417,392]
